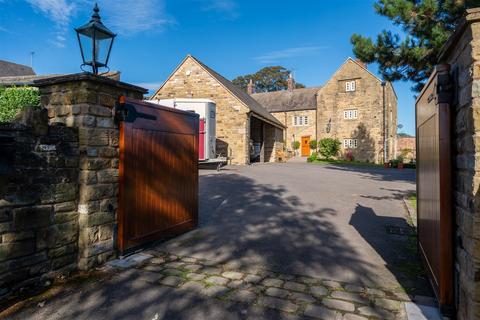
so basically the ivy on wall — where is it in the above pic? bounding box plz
[0,86,40,122]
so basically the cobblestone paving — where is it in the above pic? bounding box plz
[119,250,412,319]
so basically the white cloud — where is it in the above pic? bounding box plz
[26,0,77,47]
[24,0,173,46]
[254,46,329,64]
[26,0,76,27]
[100,0,174,36]
[200,0,238,19]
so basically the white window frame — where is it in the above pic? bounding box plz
[292,115,309,127]
[345,80,356,92]
[343,139,358,149]
[343,109,358,120]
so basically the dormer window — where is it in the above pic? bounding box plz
[346,80,356,92]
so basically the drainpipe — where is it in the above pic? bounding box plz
[382,81,387,163]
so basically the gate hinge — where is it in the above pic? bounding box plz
[114,98,127,123]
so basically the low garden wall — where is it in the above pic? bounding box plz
[0,108,79,298]
[0,73,146,300]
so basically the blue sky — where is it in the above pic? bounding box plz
[0,0,416,135]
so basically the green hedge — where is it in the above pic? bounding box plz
[0,86,40,123]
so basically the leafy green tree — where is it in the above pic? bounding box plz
[0,86,40,122]
[232,66,305,92]
[309,139,317,151]
[351,0,474,92]
[398,132,413,137]
[318,138,341,160]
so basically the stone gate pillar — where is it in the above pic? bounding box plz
[35,73,146,270]
[437,8,480,320]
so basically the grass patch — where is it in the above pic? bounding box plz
[310,158,383,168]
[409,194,417,210]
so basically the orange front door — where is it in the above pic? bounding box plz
[301,136,310,157]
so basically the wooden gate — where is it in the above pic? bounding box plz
[415,65,453,313]
[117,97,198,253]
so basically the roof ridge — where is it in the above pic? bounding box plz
[161,55,285,128]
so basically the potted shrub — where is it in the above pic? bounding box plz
[397,155,404,169]
[292,140,300,156]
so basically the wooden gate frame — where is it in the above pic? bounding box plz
[415,64,454,314]
[116,97,199,254]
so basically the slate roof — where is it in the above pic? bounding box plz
[153,55,285,129]
[251,87,321,113]
[0,60,35,77]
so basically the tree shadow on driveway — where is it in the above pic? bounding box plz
[350,203,432,296]
[159,171,412,289]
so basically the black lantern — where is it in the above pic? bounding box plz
[75,3,116,75]
[326,118,332,133]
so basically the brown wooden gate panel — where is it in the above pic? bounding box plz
[415,65,453,313]
[118,97,198,253]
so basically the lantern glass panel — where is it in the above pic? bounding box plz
[94,29,113,67]
[78,33,93,64]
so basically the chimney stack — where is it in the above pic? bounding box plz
[247,79,254,94]
[287,73,295,92]
[355,58,368,69]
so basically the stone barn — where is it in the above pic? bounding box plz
[151,55,285,165]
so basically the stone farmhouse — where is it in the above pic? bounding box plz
[151,55,285,165]
[152,56,397,164]
[252,58,398,163]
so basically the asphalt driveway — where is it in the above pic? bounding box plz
[5,161,432,320]
[159,161,428,293]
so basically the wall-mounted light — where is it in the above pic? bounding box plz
[326,118,332,133]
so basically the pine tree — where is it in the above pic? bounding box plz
[351,0,475,91]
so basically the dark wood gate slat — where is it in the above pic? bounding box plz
[118,98,199,253]
[415,65,454,314]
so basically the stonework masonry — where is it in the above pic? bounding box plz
[152,56,284,165]
[271,109,317,152]
[439,8,480,320]
[0,73,146,299]
[317,59,397,163]
[35,73,145,270]
[397,137,416,161]
[0,108,79,299]
[152,57,251,165]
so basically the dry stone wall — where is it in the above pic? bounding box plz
[0,73,146,299]
[0,108,79,299]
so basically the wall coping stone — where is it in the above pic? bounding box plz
[438,8,480,62]
[33,72,148,95]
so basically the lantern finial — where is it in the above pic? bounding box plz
[91,3,101,22]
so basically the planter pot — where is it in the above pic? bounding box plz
[398,162,404,169]
[384,162,390,168]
